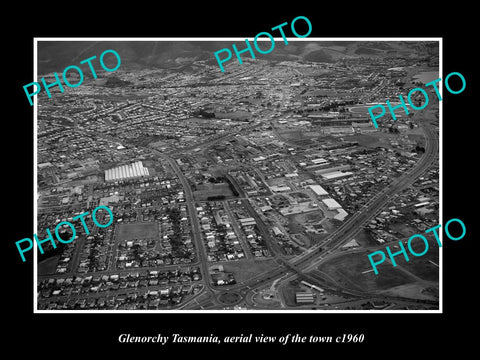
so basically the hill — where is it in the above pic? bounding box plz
[37,40,439,74]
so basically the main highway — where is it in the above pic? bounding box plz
[151,150,218,297]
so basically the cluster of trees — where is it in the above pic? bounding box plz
[207,195,226,201]
[415,145,425,153]
[38,242,68,263]
[206,176,239,197]
[104,76,132,88]
[166,207,189,258]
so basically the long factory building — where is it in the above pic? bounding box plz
[105,161,149,182]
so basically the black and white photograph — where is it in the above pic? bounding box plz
[33,39,442,312]
[4,6,477,355]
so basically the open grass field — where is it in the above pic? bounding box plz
[396,237,440,282]
[222,258,279,284]
[317,251,415,292]
[317,235,440,295]
[280,283,302,307]
[116,222,158,241]
[380,283,438,301]
[38,255,60,276]
[218,292,242,305]
[193,183,234,200]
[342,133,380,148]
[217,110,252,121]
[278,130,315,141]
[353,228,378,247]
[388,223,422,238]
[290,211,315,224]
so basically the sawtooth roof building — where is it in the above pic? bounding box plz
[105,161,149,182]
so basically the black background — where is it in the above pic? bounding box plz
[4,3,476,356]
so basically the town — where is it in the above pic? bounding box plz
[35,40,440,311]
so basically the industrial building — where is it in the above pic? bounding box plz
[314,165,351,175]
[105,161,150,182]
[270,185,291,193]
[334,208,349,221]
[311,158,328,165]
[239,217,256,227]
[295,291,315,304]
[301,280,324,292]
[321,170,354,180]
[322,198,342,210]
[308,184,328,196]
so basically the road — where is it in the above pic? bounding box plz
[155,152,218,298]
[166,121,264,157]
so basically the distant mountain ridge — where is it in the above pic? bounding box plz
[37,40,439,74]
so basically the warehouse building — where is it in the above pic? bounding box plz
[334,208,349,221]
[322,198,342,210]
[295,291,315,304]
[321,170,354,181]
[105,161,150,182]
[308,184,328,196]
[239,217,256,227]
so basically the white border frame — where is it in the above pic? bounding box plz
[33,37,443,314]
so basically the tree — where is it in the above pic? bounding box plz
[415,145,425,153]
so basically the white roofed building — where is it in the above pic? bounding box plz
[322,198,342,210]
[321,171,353,180]
[308,184,328,196]
[105,161,150,182]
